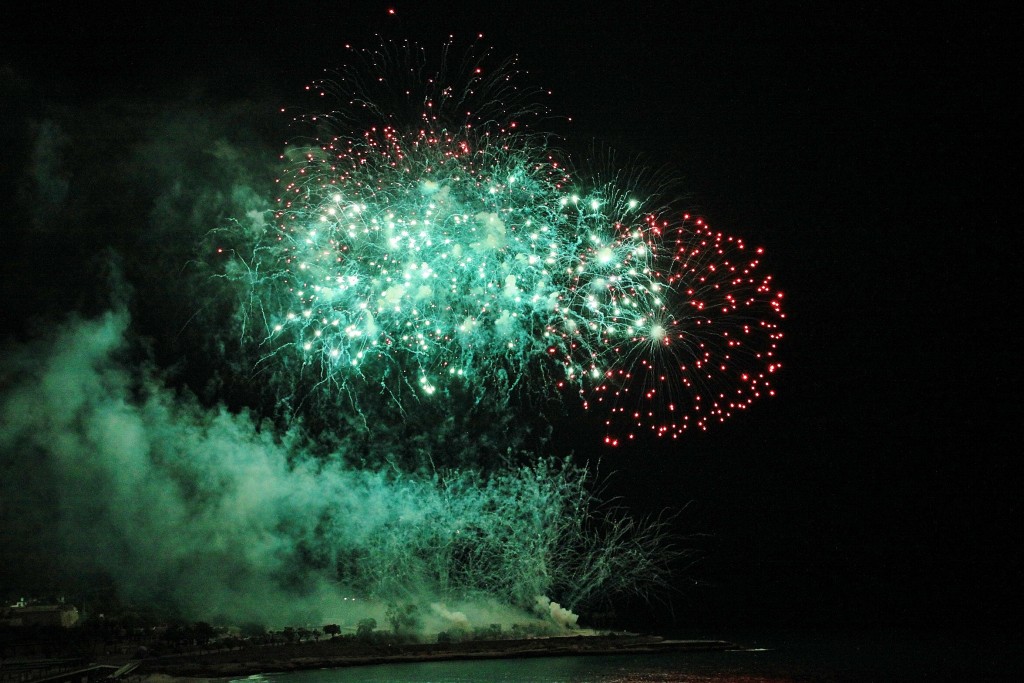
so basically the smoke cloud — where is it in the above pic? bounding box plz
[2,309,351,625]
[0,307,594,630]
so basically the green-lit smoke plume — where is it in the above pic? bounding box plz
[0,310,671,630]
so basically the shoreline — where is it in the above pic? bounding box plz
[133,634,740,680]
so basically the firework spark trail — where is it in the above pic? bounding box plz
[220,40,784,444]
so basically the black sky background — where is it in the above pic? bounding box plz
[2,2,1020,635]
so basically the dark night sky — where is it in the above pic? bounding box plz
[2,2,1020,634]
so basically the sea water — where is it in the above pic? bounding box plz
[229,629,1020,682]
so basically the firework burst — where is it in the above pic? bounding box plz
[221,40,785,445]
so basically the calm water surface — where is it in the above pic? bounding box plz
[229,630,1020,682]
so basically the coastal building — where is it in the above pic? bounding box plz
[0,603,81,628]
